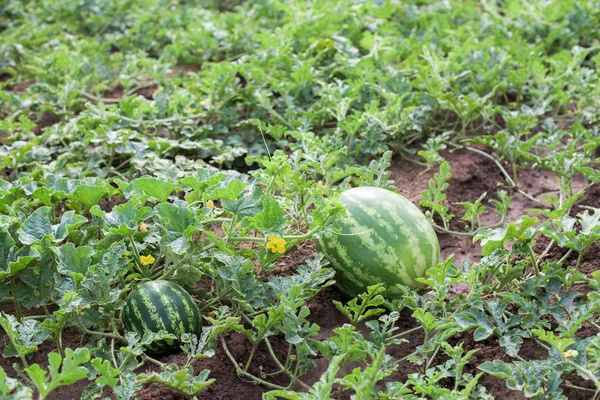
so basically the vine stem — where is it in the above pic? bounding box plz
[538,239,555,261]
[75,314,127,342]
[142,354,166,368]
[453,144,515,187]
[264,338,311,390]
[557,249,574,265]
[56,325,65,359]
[517,188,545,205]
[387,326,423,341]
[228,223,327,244]
[115,112,206,125]
[454,144,548,205]
[219,336,288,390]
[199,289,233,312]
[9,278,22,322]
[244,341,260,372]
[433,225,479,237]
[527,245,540,276]
[128,234,149,278]
[564,384,596,393]
[433,216,505,237]
[425,345,441,370]
[574,251,585,271]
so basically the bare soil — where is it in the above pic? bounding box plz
[2,148,599,399]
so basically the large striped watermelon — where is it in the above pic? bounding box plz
[318,186,439,297]
[122,280,202,354]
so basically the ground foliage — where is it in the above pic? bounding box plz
[1,0,600,399]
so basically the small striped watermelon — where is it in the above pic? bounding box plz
[318,187,439,297]
[122,280,202,354]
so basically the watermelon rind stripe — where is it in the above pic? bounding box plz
[319,187,440,298]
[122,280,202,354]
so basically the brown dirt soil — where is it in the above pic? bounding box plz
[2,148,599,399]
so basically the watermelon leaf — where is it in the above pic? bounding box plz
[334,284,386,324]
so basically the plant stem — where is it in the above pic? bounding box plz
[228,224,326,244]
[527,245,540,275]
[107,144,115,167]
[563,384,596,393]
[142,354,166,368]
[264,338,310,390]
[199,289,233,311]
[56,326,65,359]
[201,217,233,224]
[111,338,119,369]
[539,239,555,261]
[433,225,478,237]
[574,251,585,270]
[128,234,149,278]
[75,314,127,342]
[557,249,574,265]
[23,315,48,320]
[10,278,22,322]
[517,188,545,205]
[219,336,288,390]
[387,326,423,341]
[459,145,516,187]
[425,345,441,370]
[244,341,260,372]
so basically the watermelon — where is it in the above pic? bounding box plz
[318,186,439,297]
[122,280,202,354]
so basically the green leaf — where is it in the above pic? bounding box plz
[25,348,90,399]
[0,282,8,298]
[136,364,214,395]
[531,329,574,353]
[264,355,343,400]
[2,250,38,280]
[156,201,202,254]
[113,372,140,400]
[132,177,177,203]
[18,207,52,245]
[474,216,539,256]
[0,313,52,359]
[53,211,87,242]
[98,200,153,235]
[91,358,119,389]
[32,187,53,207]
[579,208,600,235]
[454,310,494,341]
[249,195,286,233]
[180,168,226,195]
[0,366,33,399]
[16,249,55,308]
[334,284,386,324]
[262,151,292,180]
[57,244,94,277]
[222,186,263,217]
[70,185,110,211]
[0,230,17,279]
[206,179,247,201]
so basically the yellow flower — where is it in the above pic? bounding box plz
[266,236,286,254]
[206,200,215,210]
[563,350,579,358]
[139,223,148,232]
[140,255,156,265]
